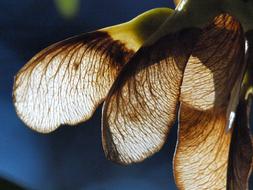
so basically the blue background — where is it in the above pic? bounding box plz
[0,0,179,189]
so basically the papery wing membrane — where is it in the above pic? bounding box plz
[13,31,134,133]
[102,29,201,165]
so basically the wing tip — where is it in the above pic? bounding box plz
[102,114,168,166]
[13,103,97,134]
[103,142,166,166]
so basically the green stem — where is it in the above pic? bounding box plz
[144,0,222,46]
[144,0,253,46]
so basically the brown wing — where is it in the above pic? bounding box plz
[174,14,245,189]
[13,8,173,133]
[102,28,201,165]
[180,14,244,111]
[175,105,232,189]
[227,31,253,190]
[13,31,134,133]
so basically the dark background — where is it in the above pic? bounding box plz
[0,0,179,189]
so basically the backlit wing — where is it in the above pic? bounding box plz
[13,8,172,133]
[102,29,201,164]
[174,14,245,189]
[180,14,244,111]
[13,31,134,133]
[175,105,232,190]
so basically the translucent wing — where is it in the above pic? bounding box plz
[13,8,172,133]
[180,14,244,111]
[175,105,232,189]
[13,31,134,133]
[102,29,201,164]
[174,14,245,189]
